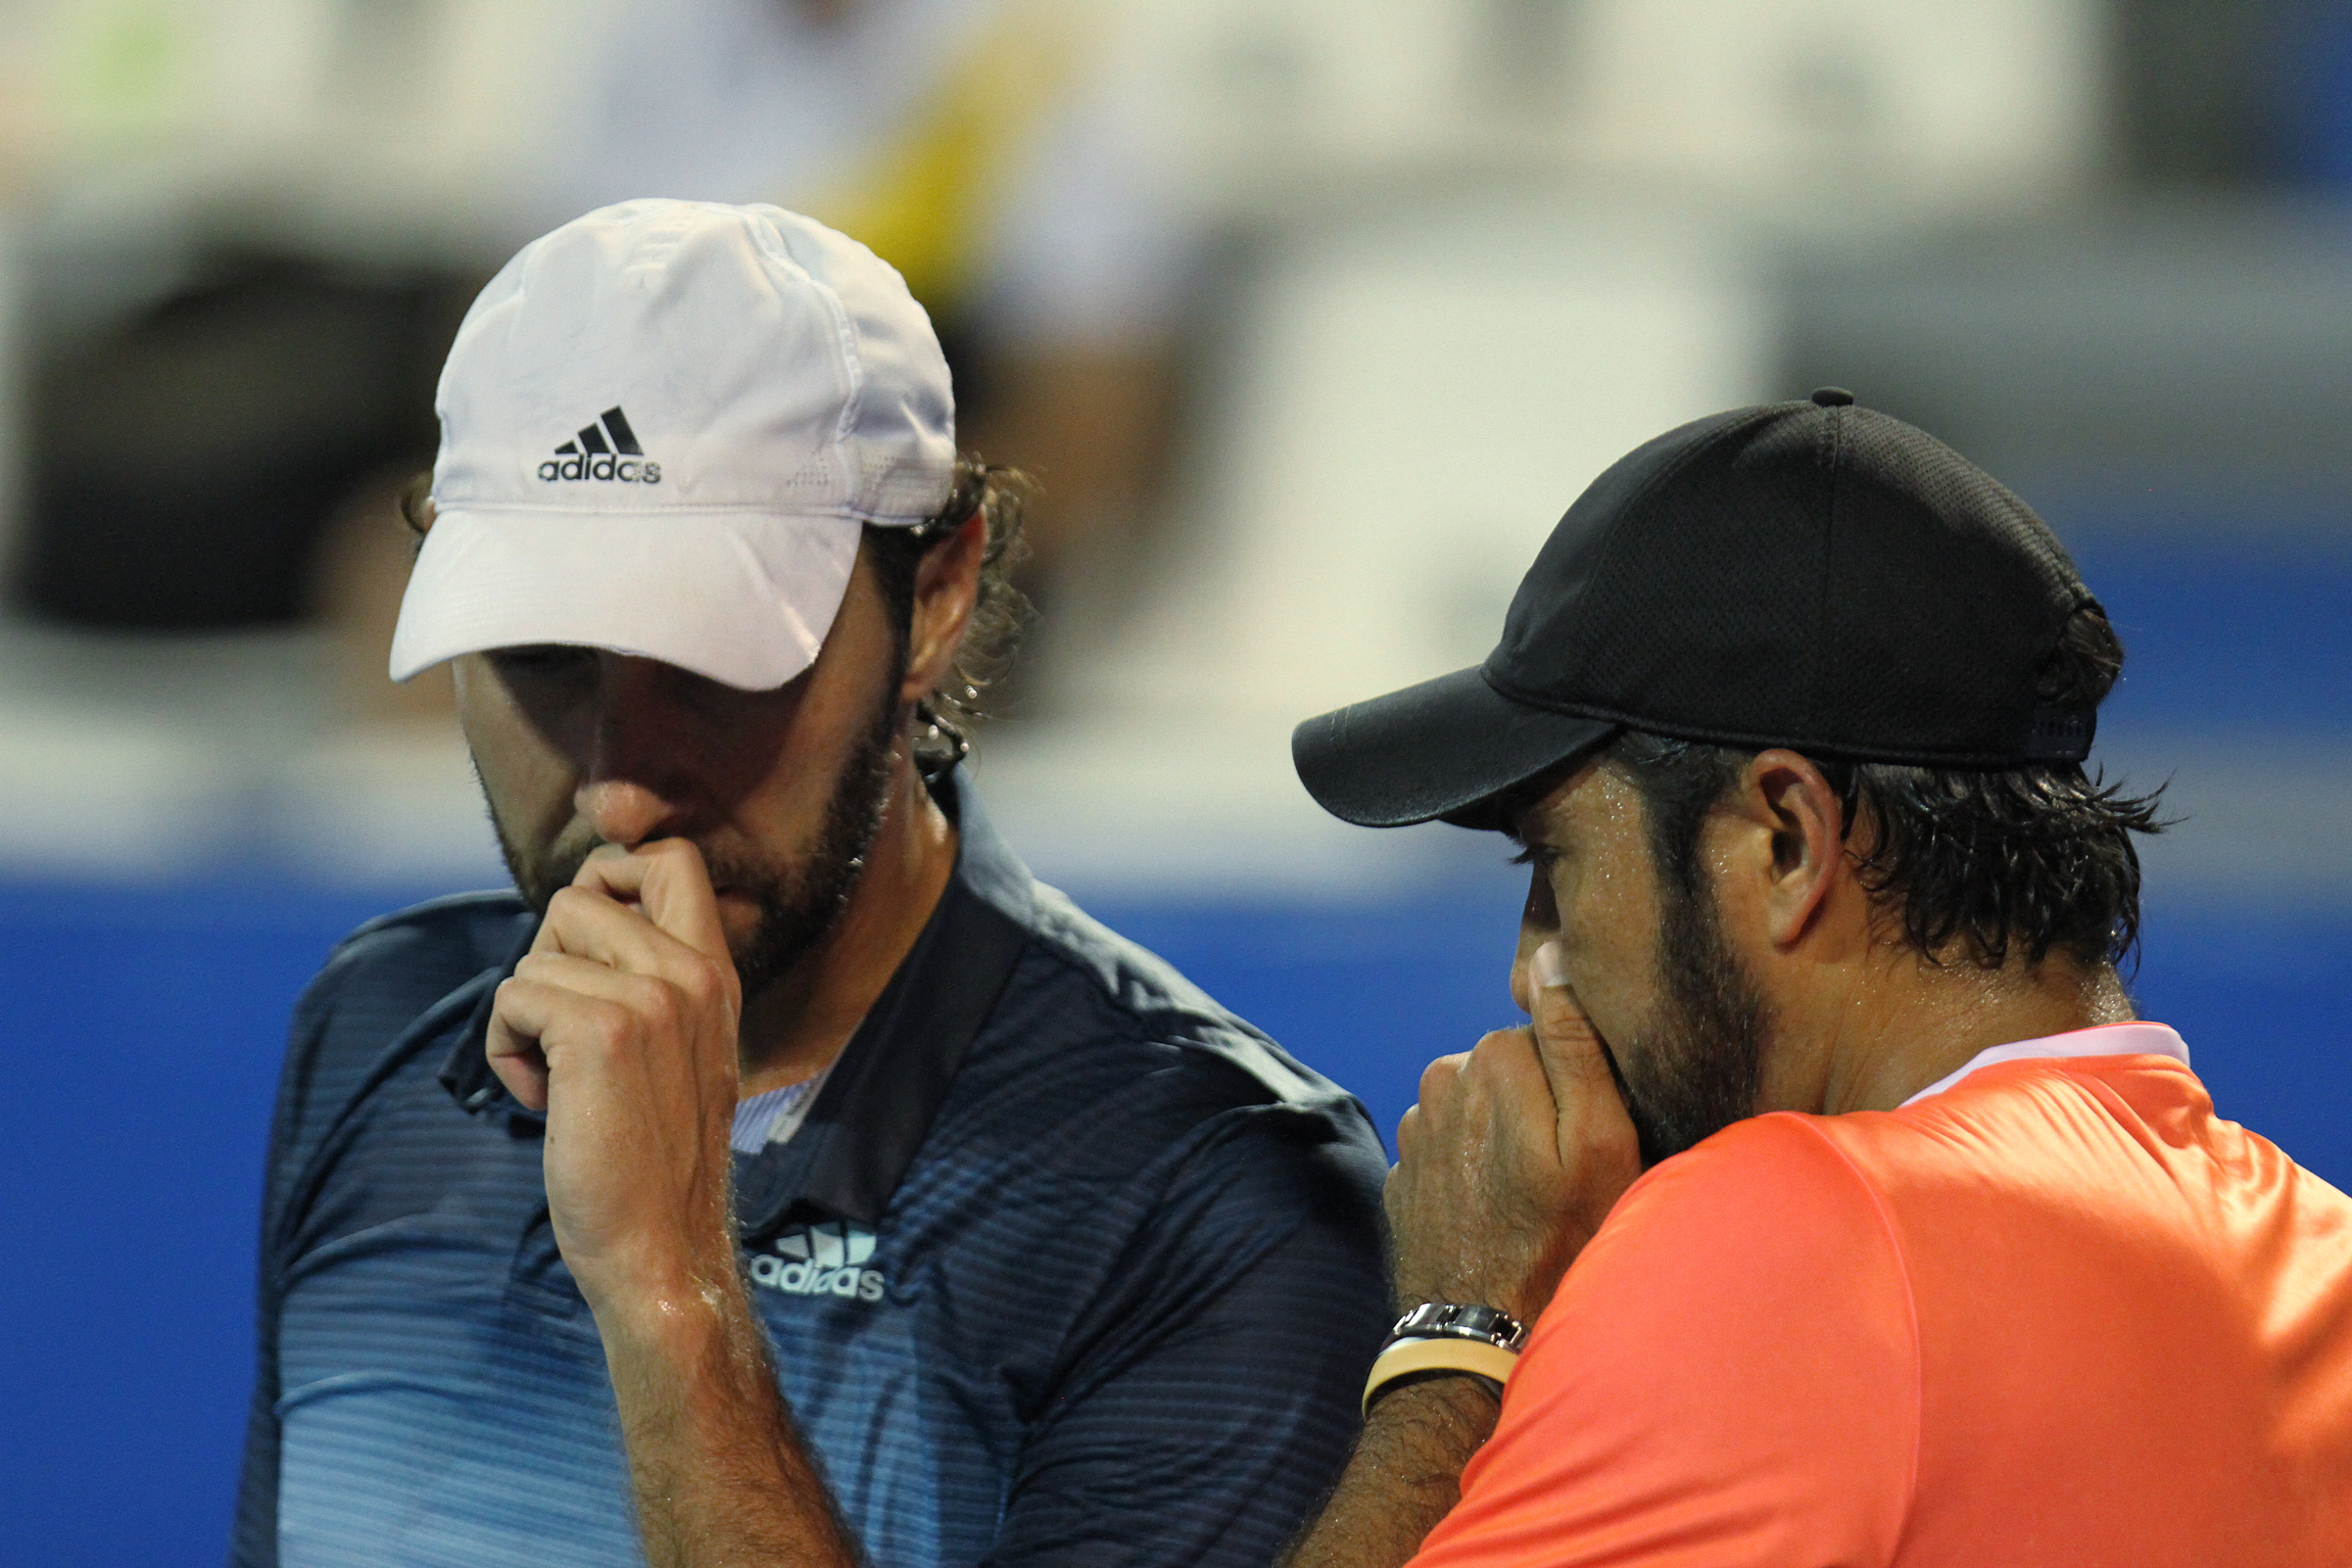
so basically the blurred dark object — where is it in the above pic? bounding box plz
[2113,0,2352,190]
[18,258,473,630]
[2112,0,2285,185]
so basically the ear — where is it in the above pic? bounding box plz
[901,512,987,706]
[1726,748,1848,950]
[399,471,437,538]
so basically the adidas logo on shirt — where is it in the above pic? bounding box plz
[751,1220,884,1303]
[537,406,661,483]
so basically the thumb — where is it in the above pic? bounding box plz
[1526,942,1618,1099]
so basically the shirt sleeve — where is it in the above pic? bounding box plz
[1412,1115,1921,1568]
[228,965,342,1568]
[982,1102,1392,1568]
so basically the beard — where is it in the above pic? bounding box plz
[1616,871,1775,1167]
[485,675,906,1004]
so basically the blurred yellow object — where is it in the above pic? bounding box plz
[800,2,1080,318]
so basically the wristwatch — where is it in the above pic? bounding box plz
[1361,1303,1529,1417]
[1384,1303,1529,1354]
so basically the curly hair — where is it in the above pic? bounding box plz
[861,453,1035,775]
[1607,605,2168,971]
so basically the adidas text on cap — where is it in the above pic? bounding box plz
[1292,392,2103,829]
[389,199,956,691]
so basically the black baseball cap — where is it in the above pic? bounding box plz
[1292,390,2103,829]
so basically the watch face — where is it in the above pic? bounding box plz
[1386,1303,1527,1354]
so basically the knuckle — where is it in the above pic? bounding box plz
[678,953,728,1006]
[1417,1053,1464,1099]
[583,999,637,1052]
[1472,1026,1534,1063]
[620,974,679,1025]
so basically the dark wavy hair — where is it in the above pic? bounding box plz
[1608,605,2168,970]
[861,453,1034,774]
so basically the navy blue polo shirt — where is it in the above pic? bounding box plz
[232,775,1392,1567]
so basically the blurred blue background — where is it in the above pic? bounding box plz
[3,2,2350,1564]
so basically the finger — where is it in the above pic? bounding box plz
[1416,1052,1468,1108]
[1460,1025,1559,1117]
[573,840,731,968]
[537,882,669,968]
[514,948,670,1005]
[538,882,712,990]
[485,974,583,1113]
[1523,941,1624,1105]
[493,967,644,1062]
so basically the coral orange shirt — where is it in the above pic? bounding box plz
[1412,1024,2352,1567]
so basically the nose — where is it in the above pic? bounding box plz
[573,655,697,850]
[576,775,679,851]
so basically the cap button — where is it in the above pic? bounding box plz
[1811,386,1855,407]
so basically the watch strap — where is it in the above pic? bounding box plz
[1360,1334,1521,1417]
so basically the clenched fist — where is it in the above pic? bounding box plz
[487,838,744,1311]
[1386,942,1643,1324]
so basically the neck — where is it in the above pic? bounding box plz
[735,756,958,1096]
[1792,944,2137,1117]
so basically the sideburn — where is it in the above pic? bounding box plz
[1628,870,1773,1166]
[720,664,906,1002]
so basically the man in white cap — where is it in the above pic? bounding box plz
[231,201,1390,1568]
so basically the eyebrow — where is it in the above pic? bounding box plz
[1508,813,1563,855]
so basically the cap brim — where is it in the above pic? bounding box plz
[389,508,863,690]
[1292,666,1618,829]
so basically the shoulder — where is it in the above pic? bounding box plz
[297,890,534,1026]
[992,883,1373,1123]
[941,881,1388,1207]
[261,890,535,1237]
[318,888,536,983]
[278,890,533,1112]
[1569,1113,1908,1316]
[1422,1116,1920,1564]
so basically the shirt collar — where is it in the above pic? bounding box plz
[438,767,1033,1238]
[1896,1021,2191,1110]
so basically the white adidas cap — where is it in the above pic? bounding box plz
[389,199,956,690]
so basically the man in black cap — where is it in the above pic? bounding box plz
[1277,393,2352,1566]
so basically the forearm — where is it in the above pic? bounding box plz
[1283,1380,1498,1568]
[595,1273,858,1568]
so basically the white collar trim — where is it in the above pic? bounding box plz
[1896,1022,2190,1111]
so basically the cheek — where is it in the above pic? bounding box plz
[1545,863,1665,1047]
[454,661,578,832]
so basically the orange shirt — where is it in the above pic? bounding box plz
[1413,1029,2352,1566]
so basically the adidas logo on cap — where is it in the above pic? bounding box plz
[538,405,661,484]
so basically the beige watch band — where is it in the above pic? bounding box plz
[1359,1335,1521,1418]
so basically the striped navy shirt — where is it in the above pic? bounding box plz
[232,775,1392,1567]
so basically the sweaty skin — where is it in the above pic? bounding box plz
[472,516,984,1568]
[1282,749,2135,1568]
